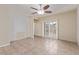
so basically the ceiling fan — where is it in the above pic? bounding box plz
[31,4,52,15]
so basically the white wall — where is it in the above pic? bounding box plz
[0,5,34,47]
[34,21,43,36]
[27,17,34,38]
[8,5,34,40]
[77,7,79,45]
[0,5,11,46]
[35,10,77,43]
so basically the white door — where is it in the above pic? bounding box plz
[44,22,50,37]
[44,21,57,39]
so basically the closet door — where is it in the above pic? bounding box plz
[44,22,50,37]
[49,22,56,39]
[44,21,57,39]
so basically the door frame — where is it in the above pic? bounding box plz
[43,20,58,40]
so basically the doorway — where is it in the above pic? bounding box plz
[44,21,58,39]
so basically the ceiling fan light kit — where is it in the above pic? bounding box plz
[37,10,44,15]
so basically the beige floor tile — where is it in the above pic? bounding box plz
[0,36,79,55]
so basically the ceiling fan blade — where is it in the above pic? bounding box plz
[31,7,38,10]
[45,11,52,13]
[32,12,37,14]
[43,5,49,10]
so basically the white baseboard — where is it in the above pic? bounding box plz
[11,36,34,42]
[0,43,10,47]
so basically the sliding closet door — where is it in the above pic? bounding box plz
[44,21,57,39]
[44,22,50,37]
[49,22,56,39]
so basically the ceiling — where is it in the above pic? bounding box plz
[7,4,78,18]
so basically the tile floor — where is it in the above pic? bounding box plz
[0,36,79,55]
